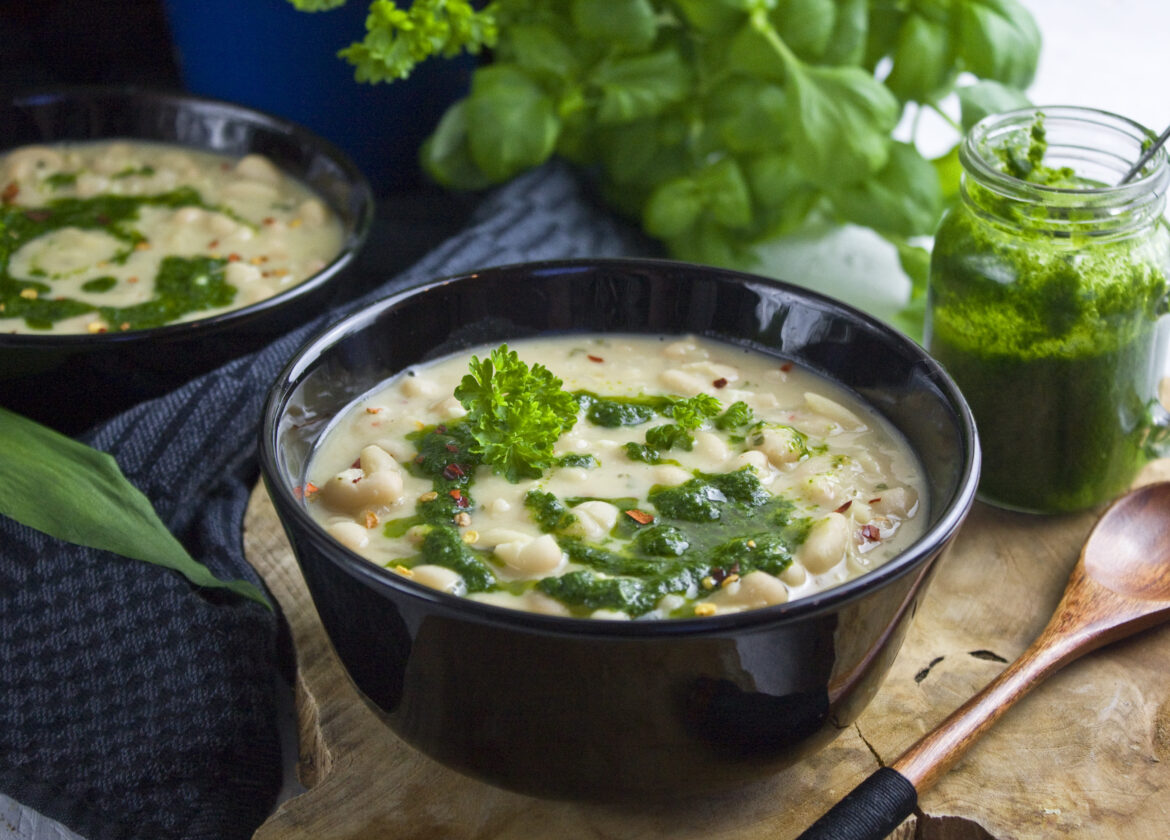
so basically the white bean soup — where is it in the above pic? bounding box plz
[0,140,344,334]
[305,334,927,620]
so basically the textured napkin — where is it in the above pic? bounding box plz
[0,161,655,840]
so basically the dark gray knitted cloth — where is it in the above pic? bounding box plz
[0,161,653,839]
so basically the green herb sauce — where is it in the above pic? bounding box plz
[389,404,814,617]
[0,188,241,330]
[927,122,1170,512]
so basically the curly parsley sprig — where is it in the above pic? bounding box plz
[454,344,579,483]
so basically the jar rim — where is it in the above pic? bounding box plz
[960,105,1169,204]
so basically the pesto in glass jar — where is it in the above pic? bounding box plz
[925,107,1170,513]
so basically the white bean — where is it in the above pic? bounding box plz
[319,465,405,513]
[3,145,64,179]
[692,430,729,464]
[753,427,804,467]
[495,534,564,575]
[658,368,707,396]
[804,392,867,432]
[359,444,401,475]
[871,486,919,518]
[430,396,467,420]
[298,198,329,226]
[798,513,850,574]
[710,570,788,610]
[327,520,369,552]
[802,472,846,508]
[409,564,464,595]
[563,501,619,540]
[400,374,437,398]
[233,153,283,185]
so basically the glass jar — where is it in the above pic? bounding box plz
[925,106,1170,514]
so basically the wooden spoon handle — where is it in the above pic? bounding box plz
[794,606,1090,840]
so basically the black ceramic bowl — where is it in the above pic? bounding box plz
[259,258,980,800]
[0,85,374,433]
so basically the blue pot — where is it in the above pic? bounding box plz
[162,0,475,193]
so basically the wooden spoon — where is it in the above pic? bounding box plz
[795,480,1170,840]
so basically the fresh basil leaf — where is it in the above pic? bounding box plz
[820,0,868,66]
[746,152,823,236]
[466,64,560,181]
[593,49,692,124]
[957,79,1032,131]
[774,0,837,60]
[672,0,748,35]
[644,175,704,238]
[728,20,787,83]
[708,78,788,154]
[957,0,1041,90]
[861,6,906,71]
[571,0,657,50]
[503,24,581,83]
[780,58,901,188]
[830,141,944,237]
[0,407,270,608]
[697,158,752,228]
[598,116,690,190]
[884,14,956,103]
[421,101,497,190]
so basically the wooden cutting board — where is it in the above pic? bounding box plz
[246,462,1170,840]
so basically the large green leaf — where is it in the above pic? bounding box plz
[0,407,270,608]
[466,64,561,181]
[780,58,901,188]
[592,49,692,124]
[957,0,1041,90]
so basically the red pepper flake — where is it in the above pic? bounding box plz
[350,458,362,469]
[365,406,383,414]
[712,377,728,389]
[208,239,219,249]
[263,217,276,225]
[869,497,882,504]
[834,500,853,514]
[445,443,459,452]
[227,253,241,262]
[625,509,654,525]
[435,424,447,435]
[780,362,793,372]
[449,489,470,508]
[861,524,881,542]
[442,463,466,481]
[587,354,604,363]
[127,276,139,284]
[1,181,18,204]
[414,454,425,464]
[293,482,319,500]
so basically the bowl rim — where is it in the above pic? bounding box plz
[0,83,375,347]
[260,256,981,638]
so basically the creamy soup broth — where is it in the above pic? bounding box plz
[306,334,927,619]
[0,140,344,334]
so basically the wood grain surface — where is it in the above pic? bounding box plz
[246,463,1170,840]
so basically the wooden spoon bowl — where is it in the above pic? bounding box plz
[797,481,1170,840]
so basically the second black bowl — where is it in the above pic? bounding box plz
[0,85,374,433]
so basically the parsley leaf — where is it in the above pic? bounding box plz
[454,344,579,482]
